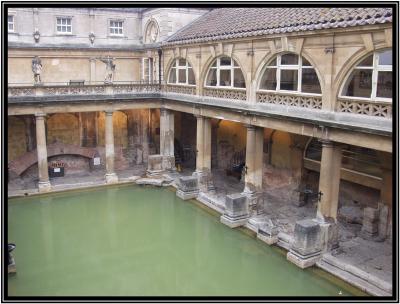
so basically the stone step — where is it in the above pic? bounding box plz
[317,254,392,296]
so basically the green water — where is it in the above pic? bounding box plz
[8,185,366,297]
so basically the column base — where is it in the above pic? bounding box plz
[105,173,118,184]
[38,181,51,192]
[220,214,249,228]
[287,250,321,269]
[315,218,339,252]
[176,189,199,200]
[193,170,215,193]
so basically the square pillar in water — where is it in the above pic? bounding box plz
[287,219,322,268]
[176,176,199,200]
[220,193,249,228]
[162,155,176,172]
[147,155,164,177]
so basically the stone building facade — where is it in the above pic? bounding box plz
[7,7,394,295]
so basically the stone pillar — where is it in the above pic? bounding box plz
[193,115,213,192]
[317,140,342,221]
[195,115,204,173]
[160,108,175,171]
[35,113,51,192]
[378,151,392,240]
[104,111,118,183]
[243,125,264,195]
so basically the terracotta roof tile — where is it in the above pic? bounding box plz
[165,7,392,45]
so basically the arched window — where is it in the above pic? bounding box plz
[259,53,321,94]
[205,57,246,88]
[340,50,392,101]
[168,59,195,85]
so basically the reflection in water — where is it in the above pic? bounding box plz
[8,185,366,296]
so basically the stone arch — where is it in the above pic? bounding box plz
[253,50,325,95]
[333,46,391,100]
[165,56,198,85]
[46,113,80,146]
[199,54,248,92]
[143,18,160,44]
[8,143,98,177]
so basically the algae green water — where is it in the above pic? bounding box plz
[8,185,366,296]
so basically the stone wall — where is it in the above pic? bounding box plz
[8,116,27,161]
[47,113,80,146]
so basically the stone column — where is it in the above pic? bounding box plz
[195,115,204,173]
[104,110,118,183]
[317,140,342,221]
[243,125,263,194]
[160,108,175,171]
[193,115,213,192]
[35,113,51,192]
[378,151,392,239]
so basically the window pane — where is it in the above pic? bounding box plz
[219,70,231,86]
[342,69,372,98]
[233,69,245,88]
[57,26,62,32]
[233,60,239,67]
[220,57,231,66]
[206,69,217,86]
[178,59,186,66]
[67,19,71,25]
[280,70,298,91]
[302,57,312,66]
[376,71,392,98]
[259,68,276,90]
[281,54,298,65]
[168,68,176,83]
[188,68,195,85]
[378,50,392,66]
[301,68,321,94]
[178,69,186,83]
[267,58,277,66]
[357,55,373,67]
[211,61,217,67]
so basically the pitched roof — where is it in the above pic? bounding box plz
[165,7,393,45]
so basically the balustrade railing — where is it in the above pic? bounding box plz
[203,87,247,101]
[164,84,196,95]
[256,91,322,110]
[337,97,392,118]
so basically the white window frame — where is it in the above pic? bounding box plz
[167,59,195,86]
[258,54,322,96]
[109,20,124,36]
[142,58,154,83]
[56,16,72,34]
[204,57,246,89]
[8,14,15,33]
[339,50,392,103]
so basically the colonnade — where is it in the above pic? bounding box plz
[34,109,359,225]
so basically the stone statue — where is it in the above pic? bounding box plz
[100,56,116,84]
[150,24,158,43]
[31,56,42,84]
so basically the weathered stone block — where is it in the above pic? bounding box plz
[176,176,199,200]
[361,207,379,238]
[162,155,175,171]
[257,219,279,245]
[105,173,118,184]
[291,219,321,257]
[318,220,339,252]
[220,193,249,228]
[193,170,215,193]
[38,181,51,192]
[147,154,164,176]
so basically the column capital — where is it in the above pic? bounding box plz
[319,139,333,148]
[35,113,46,119]
[245,124,256,130]
[194,114,204,119]
[105,110,114,116]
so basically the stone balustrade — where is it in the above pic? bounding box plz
[203,87,247,101]
[164,84,196,95]
[337,97,392,118]
[7,84,393,120]
[256,91,322,110]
